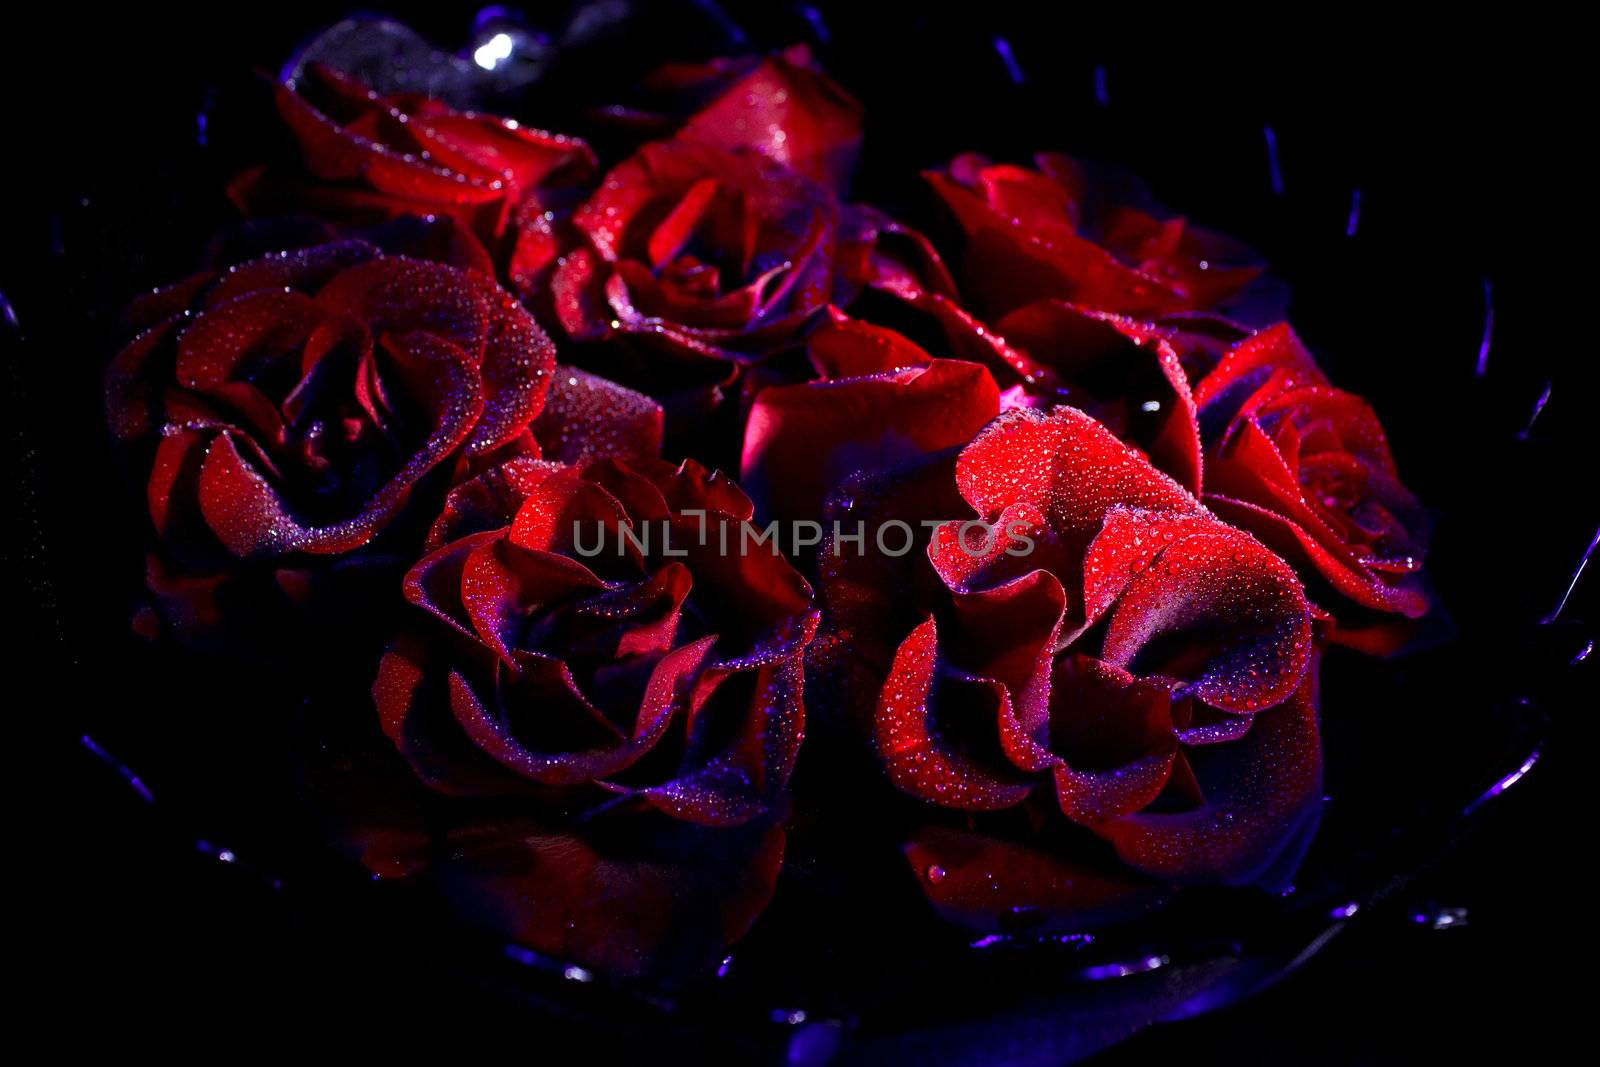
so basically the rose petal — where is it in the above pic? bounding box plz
[641,648,806,826]
[634,456,755,520]
[1097,663,1323,885]
[904,826,1165,932]
[196,330,482,556]
[1205,493,1431,620]
[446,635,715,787]
[1194,322,1327,424]
[993,300,1203,494]
[955,406,1197,542]
[742,359,1000,523]
[468,283,556,454]
[426,457,565,550]
[873,616,1038,811]
[175,289,323,391]
[926,171,1184,319]
[1047,656,1177,825]
[316,257,491,360]
[375,635,535,796]
[806,307,933,379]
[436,815,785,980]
[204,239,380,307]
[275,78,505,208]
[106,318,182,440]
[676,46,863,189]
[1090,510,1313,712]
[459,537,609,663]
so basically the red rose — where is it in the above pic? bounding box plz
[738,148,1269,500]
[547,138,866,386]
[371,455,817,976]
[809,405,1321,928]
[104,239,656,640]
[230,63,597,279]
[1195,323,1432,652]
[925,151,1266,321]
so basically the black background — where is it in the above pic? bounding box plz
[8,3,1592,1061]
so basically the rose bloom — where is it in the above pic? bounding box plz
[105,238,658,641]
[547,137,870,386]
[230,63,597,286]
[370,455,816,976]
[738,147,1278,504]
[924,151,1267,322]
[802,405,1322,927]
[540,49,951,430]
[1195,323,1432,652]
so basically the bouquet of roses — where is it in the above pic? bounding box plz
[105,39,1431,981]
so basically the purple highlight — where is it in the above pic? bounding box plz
[503,944,541,966]
[716,955,734,977]
[1,289,19,330]
[1081,954,1169,981]
[471,5,516,33]
[80,735,154,803]
[499,943,593,982]
[1412,907,1468,930]
[970,931,1094,950]
[800,5,829,41]
[1518,380,1552,440]
[993,37,1024,84]
[195,839,237,863]
[1573,639,1594,666]
[1093,65,1108,105]
[1464,747,1542,816]
[1345,187,1361,237]
[1539,524,1597,625]
[692,0,748,45]
[1475,278,1494,376]
[1263,125,1284,196]
[1328,901,1360,919]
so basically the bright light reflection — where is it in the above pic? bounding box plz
[474,32,515,71]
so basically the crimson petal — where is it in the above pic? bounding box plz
[1091,510,1314,713]
[806,307,933,379]
[874,617,1038,811]
[742,359,1000,523]
[1098,665,1323,885]
[642,649,807,826]
[204,239,380,307]
[956,406,1197,540]
[532,366,664,466]
[374,635,534,797]
[904,826,1166,932]
[467,284,556,454]
[1047,656,1178,825]
[675,45,864,189]
[446,635,714,787]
